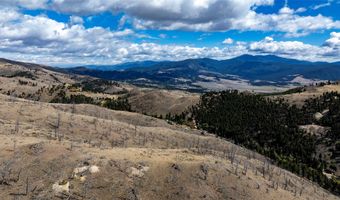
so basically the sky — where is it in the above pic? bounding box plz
[0,0,339,66]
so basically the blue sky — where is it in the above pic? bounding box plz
[0,0,339,66]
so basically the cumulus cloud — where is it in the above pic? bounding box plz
[48,0,276,32]
[232,7,340,37]
[278,6,295,15]
[0,0,338,36]
[0,8,245,65]
[295,7,307,13]
[324,32,340,48]
[0,9,129,63]
[0,8,20,23]
[50,0,274,18]
[0,7,339,65]
[44,1,340,36]
[249,34,339,61]
[0,0,48,9]
[250,38,318,55]
[69,16,84,25]
[222,38,234,44]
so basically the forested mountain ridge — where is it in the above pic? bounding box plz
[63,55,340,92]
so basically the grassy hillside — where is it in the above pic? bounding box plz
[0,59,198,116]
[0,94,338,199]
[1,58,339,199]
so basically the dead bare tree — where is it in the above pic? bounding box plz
[299,180,305,196]
[228,145,237,164]
[111,139,117,148]
[83,181,90,199]
[284,176,289,190]
[71,102,76,114]
[235,159,240,175]
[9,92,15,102]
[18,105,24,115]
[123,134,128,147]
[55,113,62,141]
[143,132,147,146]
[242,161,249,175]
[0,161,21,186]
[268,165,275,181]
[10,176,29,196]
[134,125,137,137]
[12,119,19,134]
[262,161,267,178]
[12,139,17,151]
[138,131,142,146]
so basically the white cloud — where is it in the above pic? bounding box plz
[0,0,338,36]
[0,8,339,65]
[324,32,340,48]
[250,39,317,55]
[0,8,244,65]
[312,0,333,10]
[127,5,340,38]
[264,36,274,42]
[49,0,276,32]
[45,1,339,36]
[50,0,274,17]
[279,6,294,15]
[232,8,340,37]
[222,38,234,44]
[0,8,21,23]
[0,0,48,9]
[111,29,134,37]
[70,16,84,25]
[249,34,339,61]
[295,7,306,13]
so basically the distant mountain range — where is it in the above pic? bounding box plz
[79,61,160,71]
[61,55,340,92]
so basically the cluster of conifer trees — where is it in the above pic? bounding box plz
[168,90,340,194]
[72,79,121,93]
[50,90,131,111]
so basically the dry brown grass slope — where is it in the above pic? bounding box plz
[0,94,338,200]
[0,58,199,116]
[128,88,200,116]
[0,58,77,102]
[273,84,340,107]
